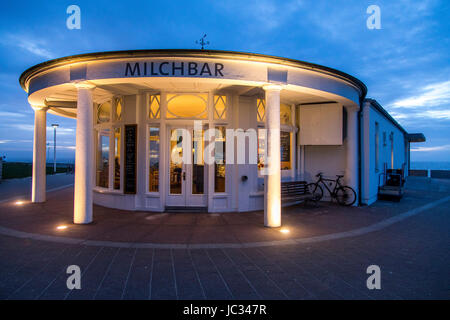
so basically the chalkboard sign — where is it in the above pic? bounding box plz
[124,124,137,194]
[280,132,291,162]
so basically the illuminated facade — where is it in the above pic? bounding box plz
[19,49,420,227]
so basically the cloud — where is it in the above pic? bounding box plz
[0,139,32,144]
[411,144,450,152]
[213,0,303,31]
[390,81,450,109]
[6,124,75,135]
[1,34,54,59]
[0,111,26,118]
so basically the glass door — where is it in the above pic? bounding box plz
[166,126,207,208]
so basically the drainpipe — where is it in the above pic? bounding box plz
[358,94,367,206]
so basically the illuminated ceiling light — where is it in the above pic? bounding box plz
[15,201,24,205]
[56,225,68,230]
[280,228,290,234]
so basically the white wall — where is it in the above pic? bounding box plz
[298,104,348,200]
[362,100,408,205]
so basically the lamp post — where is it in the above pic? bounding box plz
[51,124,59,173]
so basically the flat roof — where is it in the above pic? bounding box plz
[19,49,367,97]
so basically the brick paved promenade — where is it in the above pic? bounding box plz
[0,176,448,299]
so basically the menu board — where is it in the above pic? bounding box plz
[124,124,137,194]
[280,132,290,162]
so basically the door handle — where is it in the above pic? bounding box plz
[183,172,186,180]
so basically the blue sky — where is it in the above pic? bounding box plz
[0,0,449,162]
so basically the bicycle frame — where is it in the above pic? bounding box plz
[315,175,343,197]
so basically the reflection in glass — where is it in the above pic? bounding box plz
[149,127,160,192]
[114,128,121,190]
[192,128,204,194]
[215,126,226,193]
[96,129,110,188]
[169,129,183,194]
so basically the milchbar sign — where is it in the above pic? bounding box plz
[124,61,225,77]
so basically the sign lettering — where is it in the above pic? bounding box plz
[125,62,224,77]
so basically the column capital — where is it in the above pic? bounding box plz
[74,81,96,90]
[263,84,283,92]
[31,105,49,112]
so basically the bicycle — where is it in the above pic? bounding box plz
[307,172,357,206]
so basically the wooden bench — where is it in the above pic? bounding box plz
[281,181,315,205]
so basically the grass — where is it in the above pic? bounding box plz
[1,162,71,179]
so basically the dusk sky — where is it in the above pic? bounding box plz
[0,0,449,163]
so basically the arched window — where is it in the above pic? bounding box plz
[166,94,208,119]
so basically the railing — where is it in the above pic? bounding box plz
[409,169,450,179]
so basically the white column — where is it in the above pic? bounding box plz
[345,106,359,205]
[263,85,282,227]
[31,106,47,203]
[73,83,95,224]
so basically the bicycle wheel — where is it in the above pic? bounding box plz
[307,183,323,202]
[336,186,357,206]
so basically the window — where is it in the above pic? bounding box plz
[169,129,183,194]
[192,128,205,194]
[280,103,292,125]
[375,122,379,172]
[96,129,110,188]
[213,95,227,120]
[149,127,160,192]
[390,132,394,169]
[166,94,208,119]
[257,129,291,171]
[149,94,161,119]
[257,128,266,170]
[97,101,111,124]
[257,99,265,122]
[215,126,226,192]
[383,131,387,147]
[280,131,291,170]
[113,128,121,190]
[115,97,123,121]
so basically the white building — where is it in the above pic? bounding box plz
[19,49,424,227]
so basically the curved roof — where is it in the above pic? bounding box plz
[19,49,367,98]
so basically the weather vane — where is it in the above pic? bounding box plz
[196,34,210,50]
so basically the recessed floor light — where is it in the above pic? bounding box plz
[14,201,24,205]
[56,225,68,230]
[280,228,290,234]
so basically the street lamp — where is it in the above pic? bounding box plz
[51,124,59,173]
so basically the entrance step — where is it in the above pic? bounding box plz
[164,206,208,213]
